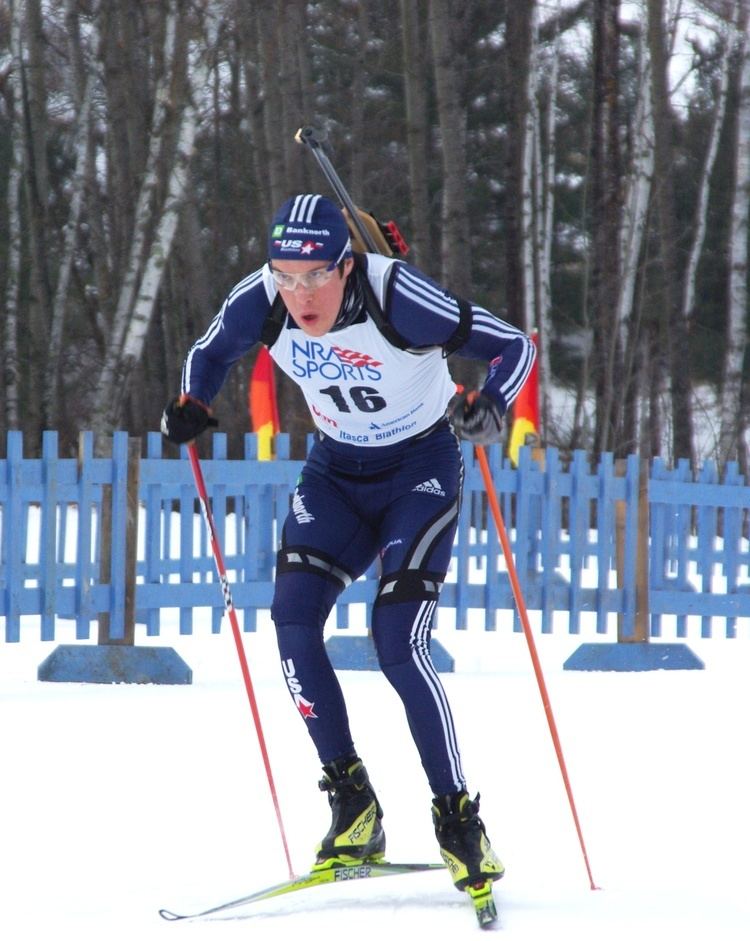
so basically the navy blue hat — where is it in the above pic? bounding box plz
[268,194,352,263]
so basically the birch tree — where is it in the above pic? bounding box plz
[2,0,25,431]
[681,15,736,326]
[90,3,183,437]
[90,2,221,436]
[20,0,54,435]
[43,6,99,429]
[617,8,654,454]
[618,15,653,352]
[648,0,695,465]
[718,11,750,467]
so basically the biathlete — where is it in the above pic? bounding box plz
[161,193,536,898]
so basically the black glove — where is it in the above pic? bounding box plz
[450,391,503,444]
[161,395,218,444]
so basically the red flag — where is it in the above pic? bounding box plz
[249,347,280,460]
[508,330,540,466]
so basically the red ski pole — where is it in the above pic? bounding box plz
[186,441,295,879]
[475,443,598,891]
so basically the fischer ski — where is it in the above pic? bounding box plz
[158,860,445,922]
[466,880,499,929]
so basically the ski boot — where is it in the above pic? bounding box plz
[432,790,504,925]
[312,753,385,870]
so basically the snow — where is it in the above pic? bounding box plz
[2,607,749,941]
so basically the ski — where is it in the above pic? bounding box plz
[466,880,499,929]
[158,860,445,922]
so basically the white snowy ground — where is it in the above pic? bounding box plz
[2,606,749,941]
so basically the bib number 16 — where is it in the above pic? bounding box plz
[319,385,386,414]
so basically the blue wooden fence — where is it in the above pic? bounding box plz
[1,430,748,643]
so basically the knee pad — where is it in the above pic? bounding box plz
[375,569,442,607]
[372,570,443,668]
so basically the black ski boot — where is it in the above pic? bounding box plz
[432,791,504,890]
[313,754,385,869]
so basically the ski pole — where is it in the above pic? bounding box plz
[475,443,598,891]
[186,440,295,879]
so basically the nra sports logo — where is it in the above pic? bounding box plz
[291,338,383,381]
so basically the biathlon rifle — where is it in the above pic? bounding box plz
[294,126,409,258]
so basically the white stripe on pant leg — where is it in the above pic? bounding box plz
[410,599,465,791]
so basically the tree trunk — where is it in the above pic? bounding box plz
[429,0,470,296]
[90,2,191,436]
[348,3,371,206]
[279,0,309,194]
[428,0,481,392]
[523,3,541,336]
[718,16,750,467]
[107,90,205,429]
[400,0,433,270]
[504,3,534,330]
[240,11,272,227]
[23,0,49,205]
[20,0,54,441]
[591,0,624,458]
[3,0,26,432]
[100,2,139,276]
[44,11,99,430]
[536,2,563,439]
[257,2,286,212]
[682,21,734,326]
[618,5,653,455]
[647,0,695,464]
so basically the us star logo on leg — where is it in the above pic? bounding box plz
[296,696,318,720]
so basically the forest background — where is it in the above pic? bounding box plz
[1,0,749,472]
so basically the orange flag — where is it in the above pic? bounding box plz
[249,347,280,460]
[508,330,540,466]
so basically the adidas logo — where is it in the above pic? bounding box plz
[413,478,446,497]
